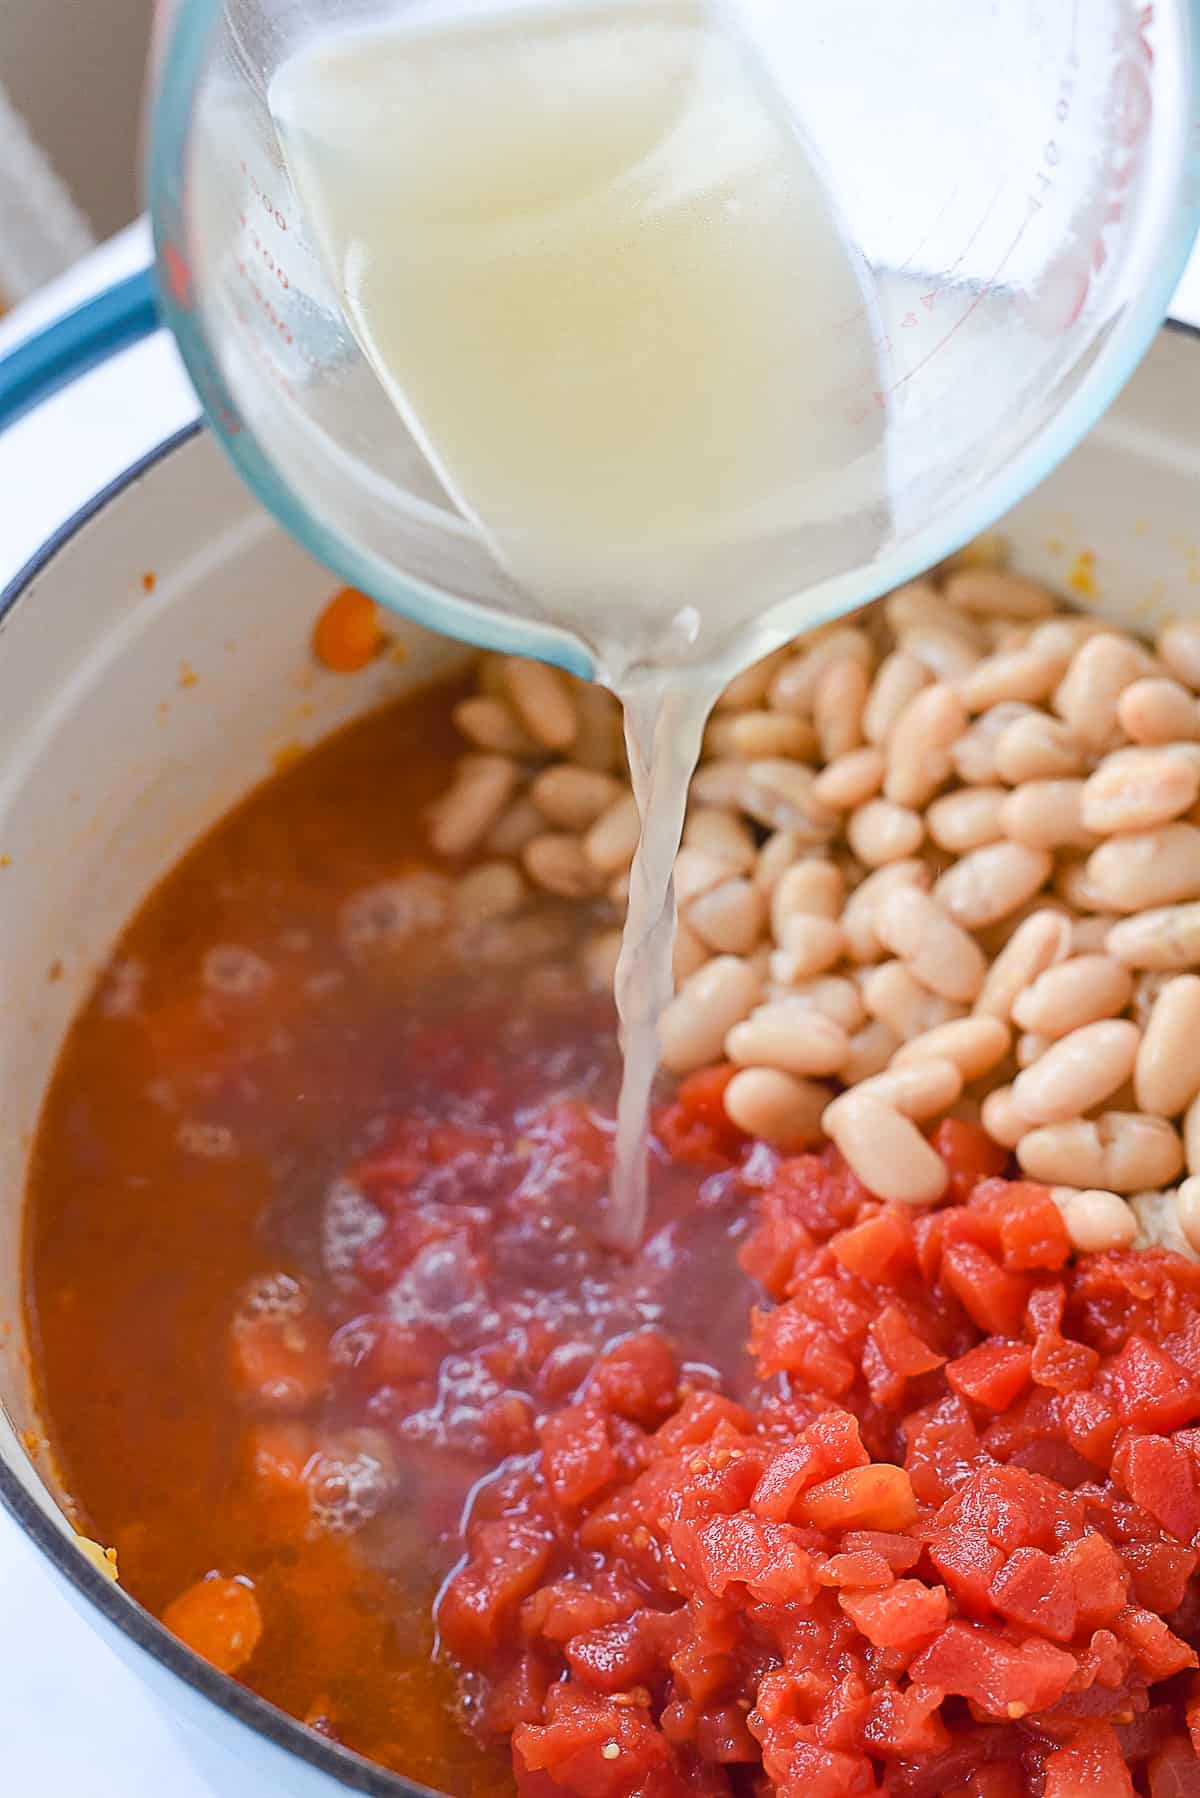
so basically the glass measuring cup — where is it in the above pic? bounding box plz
[147,0,1200,681]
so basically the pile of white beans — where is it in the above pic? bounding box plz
[426,552,1200,1261]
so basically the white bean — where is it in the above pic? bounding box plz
[1130,1188,1200,1259]
[863,651,930,747]
[885,684,968,807]
[672,917,709,985]
[898,624,980,684]
[981,1084,1034,1149]
[1053,633,1151,751]
[714,646,792,712]
[453,862,527,924]
[1011,1019,1140,1124]
[951,703,1035,785]
[687,878,768,955]
[855,1058,964,1120]
[771,975,866,1033]
[841,860,930,964]
[1049,1187,1138,1253]
[860,960,967,1041]
[974,910,1074,1021]
[823,1091,949,1205]
[486,796,545,858]
[1118,677,1200,746]
[502,657,578,750]
[1134,975,1200,1117]
[1158,619,1200,691]
[742,761,838,840]
[812,746,886,811]
[682,806,758,871]
[926,787,1007,855]
[934,842,1052,930]
[875,885,987,1002]
[429,756,518,856]
[1081,748,1200,835]
[842,1018,901,1082]
[1010,955,1134,1038]
[523,833,605,899]
[814,657,870,761]
[726,1001,848,1077]
[674,847,739,905]
[453,695,539,757]
[847,799,925,867]
[891,1016,1011,1082]
[1086,823,1200,912]
[1017,1112,1184,1192]
[960,644,1068,713]
[770,859,845,933]
[1107,903,1200,970]
[705,710,818,762]
[723,1068,829,1149]
[773,914,845,981]
[992,712,1087,783]
[584,792,642,874]
[754,831,808,895]
[660,956,762,1074]
[1001,780,1095,851]
[530,766,623,830]
[886,579,982,644]
[944,568,1056,619]
[768,628,873,714]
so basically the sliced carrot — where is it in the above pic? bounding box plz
[313,587,383,673]
[162,1574,263,1674]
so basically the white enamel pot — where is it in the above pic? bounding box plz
[2,324,1200,1796]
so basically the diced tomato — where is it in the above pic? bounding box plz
[941,1239,1033,1336]
[1043,1722,1134,1798]
[840,1580,948,1655]
[540,1407,616,1512]
[909,1620,1076,1719]
[1108,1337,1200,1433]
[656,1064,746,1167]
[831,1209,915,1282]
[947,1339,1033,1410]
[1112,1433,1200,1544]
[793,1463,918,1533]
[932,1120,1010,1206]
[750,1411,868,1522]
[989,1546,1077,1643]
[162,1573,263,1675]
[1147,1736,1200,1798]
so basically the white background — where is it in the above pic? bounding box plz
[2,224,1200,1793]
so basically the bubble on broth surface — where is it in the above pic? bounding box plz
[339,874,451,958]
[98,957,146,1018]
[176,1120,237,1159]
[306,1431,395,1534]
[202,944,274,998]
[236,1270,309,1322]
[322,1177,386,1281]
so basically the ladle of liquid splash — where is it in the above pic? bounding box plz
[270,0,890,1246]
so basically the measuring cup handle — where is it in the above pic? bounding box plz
[0,266,159,434]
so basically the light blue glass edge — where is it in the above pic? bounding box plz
[145,0,594,678]
[148,0,1200,674]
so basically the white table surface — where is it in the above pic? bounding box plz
[4,219,1200,1795]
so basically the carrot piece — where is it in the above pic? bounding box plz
[313,587,383,673]
[162,1574,263,1674]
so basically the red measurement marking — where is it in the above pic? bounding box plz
[900,313,919,329]
[162,241,192,308]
